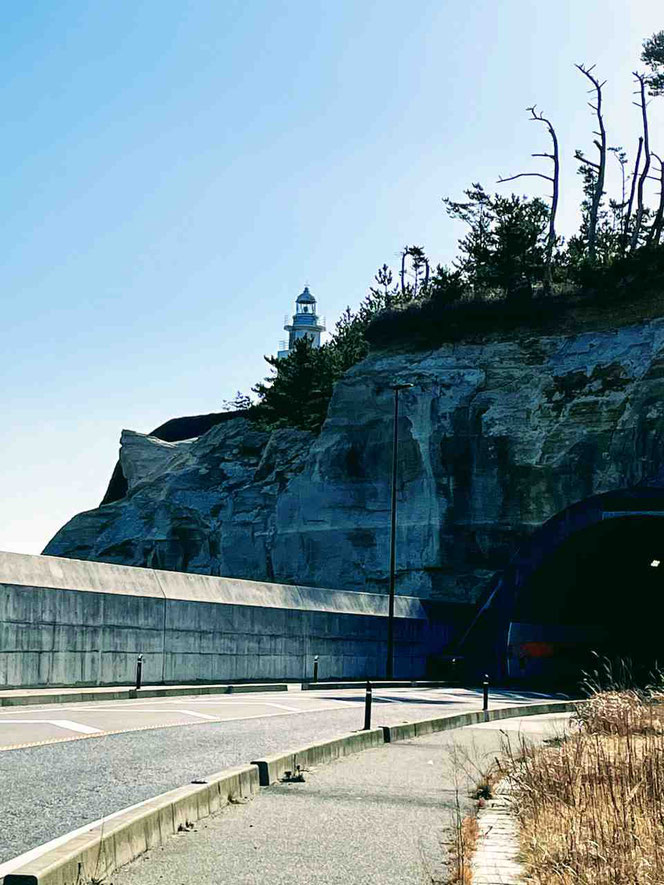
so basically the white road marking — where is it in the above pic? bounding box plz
[177,709,219,720]
[0,703,355,749]
[62,707,222,715]
[47,720,103,734]
[0,696,341,716]
[0,719,102,734]
[259,702,307,712]
[374,692,456,703]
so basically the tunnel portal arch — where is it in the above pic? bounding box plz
[461,487,664,684]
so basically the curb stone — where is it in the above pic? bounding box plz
[301,680,454,691]
[381,699,578,743]
[0,683,288,708]
[251,728,385,785]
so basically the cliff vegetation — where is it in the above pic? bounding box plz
[240,30,664,432]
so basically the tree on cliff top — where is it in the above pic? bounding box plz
[642,30,664,95]
[444,186,550,300]
[230,28,664,428]
[573,64,608,265]
[251,337,337,431]
[498,105,560,290]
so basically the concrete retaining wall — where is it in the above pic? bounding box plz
[0,552,449,688]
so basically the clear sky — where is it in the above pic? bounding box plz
[2,0,663,554]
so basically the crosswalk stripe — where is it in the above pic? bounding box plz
[48,719,103,734]
[0,719,102,734]
[177,709,219,720]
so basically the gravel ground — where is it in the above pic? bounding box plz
[0,689,551,863]
[112,714,571,885]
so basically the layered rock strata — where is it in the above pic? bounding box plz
[45,318,664,602]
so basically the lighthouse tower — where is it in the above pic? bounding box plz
[277,286,325,359]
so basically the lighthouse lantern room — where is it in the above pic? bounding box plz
[277,286,325,359]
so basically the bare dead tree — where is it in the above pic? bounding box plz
[608,146,628,234]
[622,136,643,251]
[630,72,652,250]
[574,64,607,264]
[400,246,430,299]
[497,105,559,290]
[400,250,407,295]
[614,148,628,209]
[646,153,664,245]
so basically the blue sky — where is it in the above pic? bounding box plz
[2,0,663,554]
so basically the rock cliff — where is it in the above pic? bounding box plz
[44,318,664,602]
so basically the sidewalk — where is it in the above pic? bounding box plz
[112,713,569,885]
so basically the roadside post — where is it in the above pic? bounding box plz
[313,654,319,683]
[482,674,489,712]
[363,679,373,730]
[136,654,143,691]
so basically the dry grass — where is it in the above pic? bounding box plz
[575,689,664,736]
[446,810,478,885]
[507,691,664,884]
[441,741,502,883]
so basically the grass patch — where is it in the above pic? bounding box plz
[507,690,664,884]
[446,806,478,885]
[441,743,503,883]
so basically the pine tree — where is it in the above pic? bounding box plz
[252,338,335,431]
[642,31,664,95]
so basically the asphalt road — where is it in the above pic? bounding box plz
[0,686,556,865]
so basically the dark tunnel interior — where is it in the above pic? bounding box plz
[513,515,664,680]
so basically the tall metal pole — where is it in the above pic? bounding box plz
[386,388,400,679]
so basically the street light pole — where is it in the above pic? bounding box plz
[386,382,413,679]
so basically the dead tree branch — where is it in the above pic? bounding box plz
[400,246,429,299]
[575,63,607,263]
[497,172,554,183]
[647,153,664,246]
[498,105,559,290]
[630,72,652,249]
[623,136,643,252]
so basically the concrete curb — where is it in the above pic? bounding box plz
[1,699,580,884]
[251,728,385,786]
[301,680,454,691]
[3,765,259,885]
[0,683,288,708]
[381,700,579,742]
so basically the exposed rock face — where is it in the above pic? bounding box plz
[44,319,664,602]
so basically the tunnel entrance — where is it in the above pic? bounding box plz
[507,515,664,684]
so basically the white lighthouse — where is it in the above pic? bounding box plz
[277,286,325,359]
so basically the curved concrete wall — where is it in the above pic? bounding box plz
[0,552,445,688]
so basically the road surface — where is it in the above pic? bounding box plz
[0,685,558,864]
